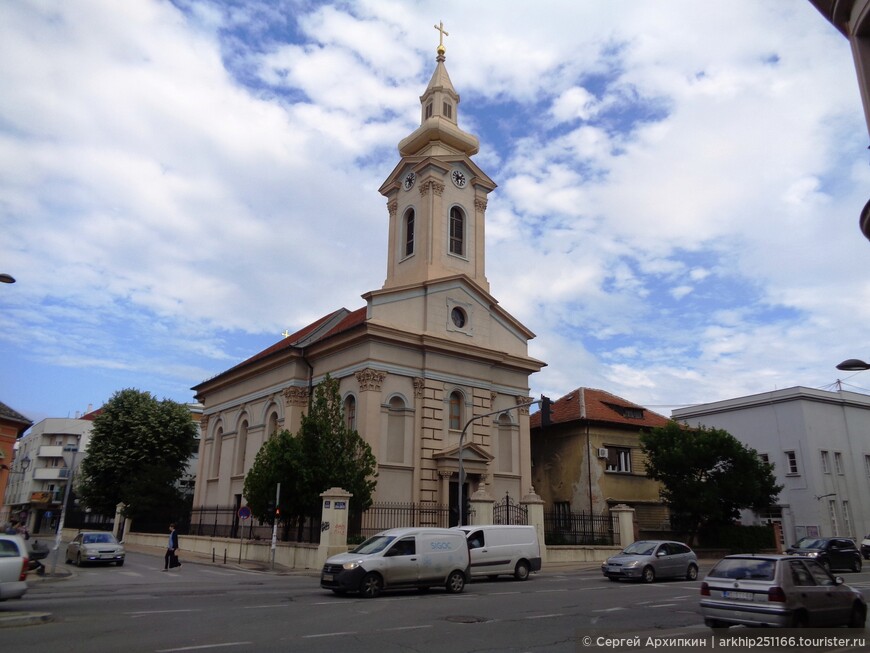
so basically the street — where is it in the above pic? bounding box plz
[2,549,869,653]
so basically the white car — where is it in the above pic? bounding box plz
[0,534,29,601]
[65,531,125,566]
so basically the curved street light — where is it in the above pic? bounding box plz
[836,359,870,371]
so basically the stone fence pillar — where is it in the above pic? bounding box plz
[521,487,547,564]
[317,487,352,568]
[610,504,636,548]
[469,487,494,525]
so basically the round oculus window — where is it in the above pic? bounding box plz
[451,307,467,328]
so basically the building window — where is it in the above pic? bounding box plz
[497,413,513,473]
[425,103,433,119]
[606,447,632,473]
[449,207,464,256]
[233,419,248,476]
[386,397,405,463]
[443,101,452,119]
[759,453,770,465]
[344,395,356,431]
[828,499,839,535]
[403,209,415,257]
[834,452,844,475]
[842,500,853,538]
[784,450,799,475]
[865,454,870,477]
[449,391,463,430]
[820,450,830,474]
[267,411,278,440]
[211,426,223,478]
[554,501,571,529]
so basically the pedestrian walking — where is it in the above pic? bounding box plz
[163,523,181,571]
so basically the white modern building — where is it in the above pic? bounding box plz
[3,416,95,534]
[673,387,870,546]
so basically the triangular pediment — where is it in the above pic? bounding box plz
[433,442,493,467]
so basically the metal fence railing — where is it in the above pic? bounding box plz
[349,502,450,541]
[544,510,617,546]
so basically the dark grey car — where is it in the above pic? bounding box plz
[601,540,698,583]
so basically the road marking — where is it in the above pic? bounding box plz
[593,607,625,612]
[241,604,286,609]
[524,613,563,619]
[302,631,358,639]
[155,643,252,652]
[382,625,432,632]
[125,609,201,617]
[648,603,678,608]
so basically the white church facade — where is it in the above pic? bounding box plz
[190,34,545,524]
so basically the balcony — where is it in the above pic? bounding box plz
[38,445,64,458]
[32,468,71,481]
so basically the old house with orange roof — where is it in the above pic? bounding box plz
[530,388,670,535]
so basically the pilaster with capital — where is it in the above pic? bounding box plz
[355,368,386,392]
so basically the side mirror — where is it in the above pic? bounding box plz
[834,576,844,585]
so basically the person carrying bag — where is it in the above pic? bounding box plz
[163,523,181,570]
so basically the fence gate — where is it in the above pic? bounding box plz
[492,492,528,525]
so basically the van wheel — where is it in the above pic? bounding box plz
[848,602,866,628]
[851,557,862,573]
[445,570,466,594]
[359,572,383,599]
[514,560,530,581]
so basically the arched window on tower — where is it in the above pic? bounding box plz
[449,207,464,256]
[449,391,463,430]
[266,411,278,440]
[211,425,223,478]
[344,395,357,431]
[497,413,514,473]
[404,208,415,257]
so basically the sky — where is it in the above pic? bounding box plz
[1,0,869,426]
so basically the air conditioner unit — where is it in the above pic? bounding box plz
[598,447,608,459]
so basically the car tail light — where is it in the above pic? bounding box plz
[768,586,786,602]
[700,582,710,596]
[19,557,29,581]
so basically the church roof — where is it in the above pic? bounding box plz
[192,307,367,391]
[530,387,670,430]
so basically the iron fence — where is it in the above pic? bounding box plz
[349,502,450,541]
[544,510,617,545]
[492,493,528,525]
[177,506,318,543]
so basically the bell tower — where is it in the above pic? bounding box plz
[378,23,495,294]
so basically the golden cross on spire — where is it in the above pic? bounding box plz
[434,20,448,54]
[282,329,291,339]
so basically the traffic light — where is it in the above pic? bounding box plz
[266,500,276,518]
[275,506,281,517]
[540,395,552,427]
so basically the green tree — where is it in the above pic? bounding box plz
[640,421,782,544]
[243,375,377,533]
[77,389,197,521]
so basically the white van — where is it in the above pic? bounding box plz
[320,527,470,598]
[457,525,542,580]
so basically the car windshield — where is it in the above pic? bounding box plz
[621,541,657,556]
[793,538,824,550]
[83,533,117,545]
[708,558,776,580]
[352,535,395,555]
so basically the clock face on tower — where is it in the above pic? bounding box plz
[403,172,416,191]
[451,169,467,188]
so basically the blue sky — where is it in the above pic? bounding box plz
[1,0,868,424]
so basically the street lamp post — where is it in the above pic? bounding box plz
[49,439,80,576]
[456,398,540,527]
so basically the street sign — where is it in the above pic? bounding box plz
[238,506,252,520]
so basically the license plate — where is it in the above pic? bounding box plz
[322,573,333,582]
[723,590,753,600]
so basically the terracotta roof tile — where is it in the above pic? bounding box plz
[531,387,670,430]
[0,400,32,427]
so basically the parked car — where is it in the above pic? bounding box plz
[861,534,870,561]
[0,534,29,601]
[65,531,125,567]
[700,554,866,628]
[320,527,469,598]
[455,525,542,580]
[601,539,698,583]
[785,537,862,572]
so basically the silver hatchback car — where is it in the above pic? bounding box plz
[602,540,698,583]
[700,554,866,628]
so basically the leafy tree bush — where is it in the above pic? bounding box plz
[640,421,782,545]
[77,388,197,521]
[244,375,377,535]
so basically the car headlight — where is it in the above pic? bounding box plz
[342,560,362,570]
[624,560,641,568]
[807,552,818,557]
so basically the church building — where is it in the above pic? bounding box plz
[191,32,545,524]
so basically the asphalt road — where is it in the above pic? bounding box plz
[2,550,869,653]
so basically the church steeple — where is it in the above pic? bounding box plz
[398,23,479,158]
[378,24,495,294]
